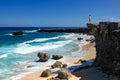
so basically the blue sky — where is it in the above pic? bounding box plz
[0,0,120,27]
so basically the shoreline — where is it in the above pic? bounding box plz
[16,38,96,80]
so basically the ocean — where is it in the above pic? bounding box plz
[0,27,90,80]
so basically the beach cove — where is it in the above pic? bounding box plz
[16,35,96,80]
[0,27,92,80]
[14,22,120,80]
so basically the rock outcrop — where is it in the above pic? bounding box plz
[87,22,120,75]
[40,69,51,77]
[37,52,50,62]
[57,68,71,79]
[51,61,62,69]
[74,59,86,64]
[12,30,24,36]
[77,37,83,41]
[48,68,71,80]
[62,64,67,68]
[37,28,89,33]
[52,55,63,60]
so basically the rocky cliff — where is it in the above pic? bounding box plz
[87,22,120,75]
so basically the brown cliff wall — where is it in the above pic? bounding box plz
[87,22,120,75]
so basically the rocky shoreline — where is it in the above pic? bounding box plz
[37,28,89,34]
[13,22,120,80]
[88,22,120,76]
[16,36,96,80]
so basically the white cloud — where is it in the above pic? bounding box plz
[100,16,120,22]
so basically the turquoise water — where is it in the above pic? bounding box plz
[0,27,89,80]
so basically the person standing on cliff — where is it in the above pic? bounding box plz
[89,15,92,23]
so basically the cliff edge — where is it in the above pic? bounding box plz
[87,22,120,75]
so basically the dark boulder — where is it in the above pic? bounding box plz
[86,39,90,42]
[62,64,67,68]
[52,55,63,60]
[77,37,83,41]
[12,30,24,36]
[37,52,50,62]
[58,68,71,79]
[40,69,51,77]
[74,59,86,64]
[51,61,62,69]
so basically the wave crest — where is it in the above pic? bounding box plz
[14,40,72,54]
[0,54,7,59]
[25,30,37,33]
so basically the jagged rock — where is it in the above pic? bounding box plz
[86,39,90,42]
[52,55,63,60]
[58,68,71,79]
[12,30,24,36]
[112,29,120,47]
[62,64,67,68]
[74,59,86,64]
[37,52,50,62]
[51,61,62,69]
[87,22,120,75]
[40,69,51,77]
[77,37,83,41]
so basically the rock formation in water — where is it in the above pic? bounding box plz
[52,55,63,60]
[12,30,24,36]
[37,52,50,62]
[87,22,120,75]
[37,28,89,33]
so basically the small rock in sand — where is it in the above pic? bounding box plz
[40,69,51,77]
[52,55,63,60]
[74,59,86,64]
[58,68,71,79]
[51,61,62,69]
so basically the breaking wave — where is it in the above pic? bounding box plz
[14,40,72,54]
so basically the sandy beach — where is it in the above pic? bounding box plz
[4,29,119,80]
[17,41,118,80]
[1,0,120,80]
[17,38,96,80]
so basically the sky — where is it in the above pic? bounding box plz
[0,0,120,27]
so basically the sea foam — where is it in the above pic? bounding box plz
[25,30,37,33]
[14,40,72,54]
[0,54,8,59]
[23,33,75,44]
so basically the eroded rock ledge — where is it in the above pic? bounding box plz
[87,22,120,75]
[37,28,89,33]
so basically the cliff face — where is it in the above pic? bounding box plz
[87,22,120,75]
